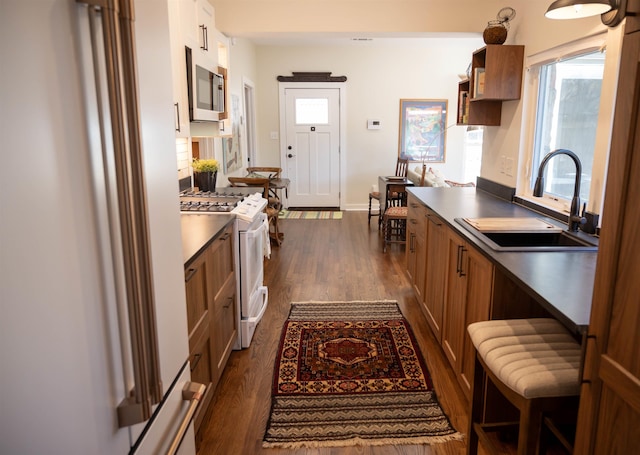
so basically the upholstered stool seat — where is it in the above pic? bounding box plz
[467,318,581,455]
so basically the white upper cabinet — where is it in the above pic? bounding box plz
[168,0,190,137]
[168,0,226,131]
[197,0,215,56]
[177,0,217,63]
[179,0,198,50]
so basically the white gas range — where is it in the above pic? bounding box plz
[180,188,269,349]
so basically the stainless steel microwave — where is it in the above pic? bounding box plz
[185,46,224,122]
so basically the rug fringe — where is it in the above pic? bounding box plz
[262,432,465,449]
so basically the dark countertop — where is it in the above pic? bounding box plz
[408,186,597,334]
[181,214,235,266]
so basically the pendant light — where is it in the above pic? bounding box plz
[545,0,612,20]
[544,0,627,26]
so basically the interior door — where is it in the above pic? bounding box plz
[283,88,340,207]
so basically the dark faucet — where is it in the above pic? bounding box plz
[533,149,586,232]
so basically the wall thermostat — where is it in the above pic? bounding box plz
[367,119,381,130]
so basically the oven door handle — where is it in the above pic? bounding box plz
[247,286,268,323]
[244,217,268,238]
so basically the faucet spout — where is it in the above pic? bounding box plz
[533,149,586,232]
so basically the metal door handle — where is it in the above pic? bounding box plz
[166,382,207,455]
[287,153,294,158]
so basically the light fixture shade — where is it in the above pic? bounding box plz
[545,0,613,19]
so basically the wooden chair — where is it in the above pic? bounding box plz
[368,157,409,227]
[246,167,283,206]
[382,183,408,252]
[228,177,283,246]
[395,157,409,177]
[246,167,281,179]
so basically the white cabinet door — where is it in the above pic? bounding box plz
[196,0,216,65]
[168,0,190,137]
[179,0,199,50]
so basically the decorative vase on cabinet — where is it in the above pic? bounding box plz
[195,171,217,192]
[192,158,219,192]
[483,20,507,44]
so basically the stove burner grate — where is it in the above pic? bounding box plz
[179,199,238,212]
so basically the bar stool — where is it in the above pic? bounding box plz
[466,319,582,455]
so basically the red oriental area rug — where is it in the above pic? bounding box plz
[262,300,462,449]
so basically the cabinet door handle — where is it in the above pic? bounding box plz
[456,245,462,275]
[185,267,197,282]
[409,233,415,252]
[223,297,233,309]
[190,353,202,371]
[219,232,230,241]
[200,24,208,51]
[459,247,467,277]
[174,102,180,132]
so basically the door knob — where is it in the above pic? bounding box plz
[287,146,292,150]
[287,153,294,158]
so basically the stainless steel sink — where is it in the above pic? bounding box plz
[455,218,598,252]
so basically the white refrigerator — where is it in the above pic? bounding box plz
[1,0,197,453]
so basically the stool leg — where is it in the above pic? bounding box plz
[383,216,388,252]
[467,354,485,455]
[368,194,372,224]
[518,400,543,455]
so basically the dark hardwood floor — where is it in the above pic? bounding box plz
[197,211,469,454]
[200,211,561,454]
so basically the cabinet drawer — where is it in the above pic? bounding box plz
[208,224,234,295]
[408,194,428,234]
[212,273,237,373]
[188,328,215,444]
[185,253,209,334]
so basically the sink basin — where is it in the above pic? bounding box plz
[455,218,598,252]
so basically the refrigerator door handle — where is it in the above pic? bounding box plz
[80,0,162,428]
[166,382,207,455]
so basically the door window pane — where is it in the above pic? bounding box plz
[530,51,605,204]
[295,98,329,124]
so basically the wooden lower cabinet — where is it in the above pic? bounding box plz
[423,209,447,342]
[441,228,493,399]
[442,230,467,372]
[407,201,493,400]
[184,222,237,448]
[406,194,428,306]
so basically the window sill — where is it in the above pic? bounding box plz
[513,195,570,225]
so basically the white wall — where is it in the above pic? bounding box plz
[220,0,618,207]
[480,3,608,188]
[252,38,483,209]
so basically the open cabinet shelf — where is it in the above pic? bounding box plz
[457,44,525,126]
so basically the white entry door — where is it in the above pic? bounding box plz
[282,87,341,207]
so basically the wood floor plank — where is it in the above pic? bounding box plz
[197,211,469,455]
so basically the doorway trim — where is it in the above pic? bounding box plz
[278,81,347,209]
[242,76,257,167]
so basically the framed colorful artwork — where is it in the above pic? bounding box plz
[223,94,243,173]
[398,99,448,163]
